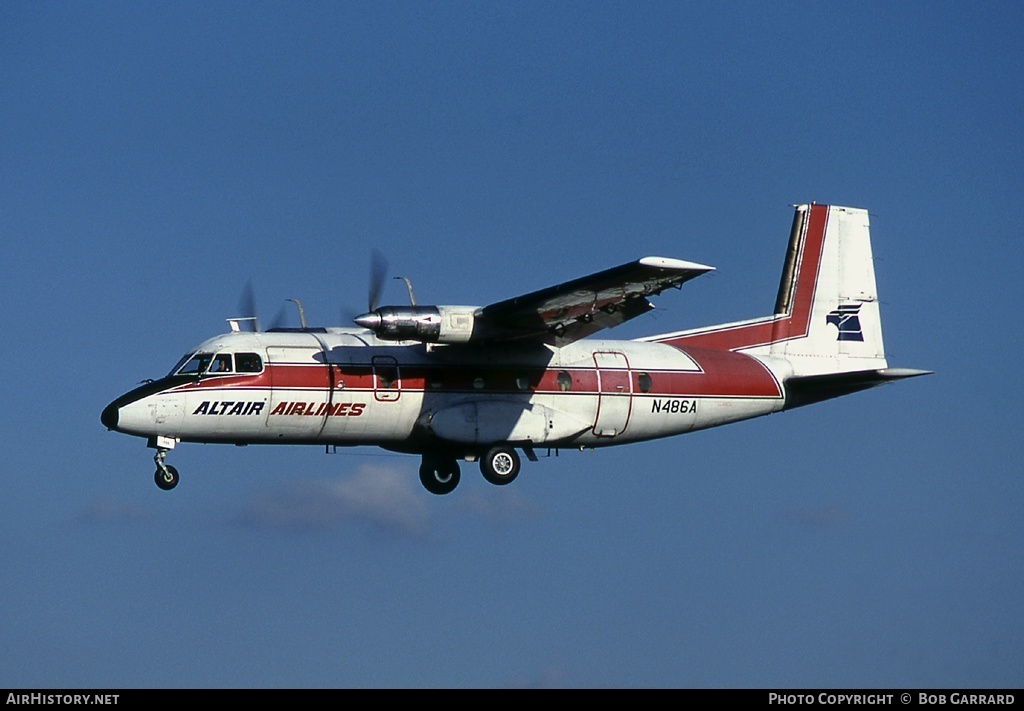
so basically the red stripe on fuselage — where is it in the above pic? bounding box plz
[672,346,781,398]
[172,370,273,390]
[167,349,780,400]
[654,203,829,351]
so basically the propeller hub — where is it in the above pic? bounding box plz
[354,311,382,330]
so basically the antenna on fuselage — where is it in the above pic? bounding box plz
[228,316,260,332]
[395,276,417,305]
[287,299,307,329]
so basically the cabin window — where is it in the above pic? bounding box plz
[473,377,485,390]
[638,372,653,394]
[516,376,531,391]
[557,370,572,392]
[236,353,263,373]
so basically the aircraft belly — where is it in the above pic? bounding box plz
[423,398,589,446]
[573,395,782,444]
[689,397,782,431]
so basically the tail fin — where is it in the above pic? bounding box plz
[653,203,891,377]
[766,203,887,374]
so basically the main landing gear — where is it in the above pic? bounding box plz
[419,454,461,495]
[418,446,522,495]
[479,446,521,486]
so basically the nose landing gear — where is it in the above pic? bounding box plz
[153,447,179,490]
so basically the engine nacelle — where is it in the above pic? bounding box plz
[354,305,480,343]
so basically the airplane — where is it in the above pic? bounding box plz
[101,203,930,495]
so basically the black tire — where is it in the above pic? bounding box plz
[479,446,520,486]
[154,464,179,491]
[419,456,460,495]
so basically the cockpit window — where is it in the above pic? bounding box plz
[235,353,263,373]
[174,353,213,375]
[169,352,195,376]
[172,351,262,376]
[209,354,233,374]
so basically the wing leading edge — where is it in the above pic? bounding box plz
[477,256,714,346]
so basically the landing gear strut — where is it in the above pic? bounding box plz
[419,454,460,495]
[153,448,179,491]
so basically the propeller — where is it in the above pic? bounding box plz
[351,249,419,329]
[235,280,261,332]
[368,248,389,311]
[234,280,295,331]
[267,303,289,330]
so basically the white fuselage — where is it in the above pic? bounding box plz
[108,328,788,455]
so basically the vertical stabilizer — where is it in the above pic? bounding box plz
[766,204,887,375]
[649,204,890,378]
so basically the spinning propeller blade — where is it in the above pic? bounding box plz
[368,248,389,311]
[235,280,261,332]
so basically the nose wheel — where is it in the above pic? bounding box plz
[153,448,179,491]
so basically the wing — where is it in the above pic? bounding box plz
[477,256,714,346]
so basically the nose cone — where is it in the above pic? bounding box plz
[354,311,382,330]
[101,400,120,430]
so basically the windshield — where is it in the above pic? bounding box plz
[168,353,194,376]
[173,352,214,376]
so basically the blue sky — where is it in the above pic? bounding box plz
[2,1,1021,688]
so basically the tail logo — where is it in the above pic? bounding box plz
[826,304,864,341]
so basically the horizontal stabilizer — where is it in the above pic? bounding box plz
[784,368,932,410]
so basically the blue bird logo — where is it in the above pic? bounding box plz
[826,304,864,341]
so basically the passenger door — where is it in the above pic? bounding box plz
[592,351,632,437]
